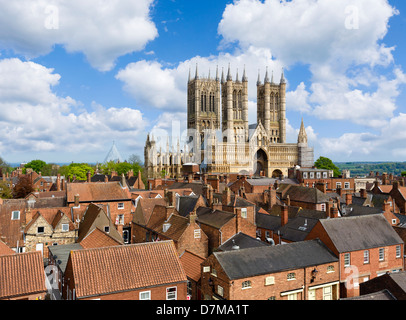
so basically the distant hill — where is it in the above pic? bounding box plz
[336,162,406,177]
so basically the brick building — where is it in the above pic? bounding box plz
[63,241,188,300]
[201,239,339,300]
[306,214,404,298]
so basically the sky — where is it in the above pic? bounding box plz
[0,0,405,165]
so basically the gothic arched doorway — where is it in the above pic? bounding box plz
[254,149,268,176]
[272,169,283,178]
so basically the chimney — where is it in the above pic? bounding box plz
[167,191,177,208]
[316,182,327,194]
[240,186,246,198]
[382,173,388,185]
[286,194,291,206]
[330,203,339,219]
[189,210,197,224]
[337,187,343,197]
[56,174,61,191]
[87,171,91,183]
[224,174,229,184]
[281,205,288,226]
[399,179,405,187]
[268,185,277,210]
[393,181,399,190]
[360,188,367,199]
[111,171,117,178]
[345,193,352,206]
[202,174,207,185]
[383,200,391,213]
[128,170,134,178]
[121,173,127,188]
[25,207,32,225]
[74,194,80,207]
[188,173,193,182]
[222,187,231,206]
[104,175,108,183]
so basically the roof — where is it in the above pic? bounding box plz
[70,241,187,299]
[177,195,200,217]
[179,250,205,282]
[133,197,167,225]
[79,227,123,249]
[196,207,235,229]
[48,243,83,273]
[256,212,281,230]
[213,239,338,280]
[0,251,47,299]
[341,289,396,300]
[281,185,331,204]
[0,199,26,248]
[245,177,298,186]
[319,215,404,253]
[150,214,190,241]
[66,182,130,203]
[218,232,270,251]
[0,239,14,256]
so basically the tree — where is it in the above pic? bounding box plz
[13,176,34,199]
[314,156,341,177]
[402,171,406,177]
[0,180,12,199]
[59,163,94,181]
[0,156,10,176]
[24,160,47,174]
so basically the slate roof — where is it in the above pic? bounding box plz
[217,232,270,251]
[0,251,47,299]
[177,195,200,217]
[319,214,404,253]
[196,207,235,229]
[213,239,338,280]
[48,243,84,274]
[281,185,331,204]
[255,212,281,230]
[168,182,204,195]
[341,289,396,300]
[69,241,187,299]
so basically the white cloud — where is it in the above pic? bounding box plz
[0,0,158,71]
[0,58,147,160]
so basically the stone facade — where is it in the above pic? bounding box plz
[144,66,314,180]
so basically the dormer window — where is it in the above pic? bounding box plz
[11,211,20,220]
[163,223,171,233]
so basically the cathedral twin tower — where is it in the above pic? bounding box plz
[145,64,313,179]
[187,64,286,147]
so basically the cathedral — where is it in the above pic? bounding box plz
[144,64,314,179]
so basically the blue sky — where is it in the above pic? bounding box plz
[0,0,405,165]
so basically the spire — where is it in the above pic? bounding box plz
[208,68,211,80]
[227,63,232,81]
[221,67,225,84]
[216,65,219,82]
[271,70,274,84]
[236,68,239,82]
[264,66,270,83]
[298,118,308,145]
[195,63,199,80]
[280,67,286,84]
[188,67,191,82]
[257,69,261,86]
[242,65,248,82]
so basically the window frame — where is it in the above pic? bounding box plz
[139,291,151,300]
[37,226,45,234]
[379,248,385,261]
[242,280,252,289]
[117,202,124,210]
[344,253,351,267]
[287,272,296,281]
[11,211,20,220]
[61,223,69,232]
[363,250,369,264]
[166,287,177,300]
[396,245,401,258]
[241,208,247,219]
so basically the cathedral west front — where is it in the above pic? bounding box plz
[144,64,314,179]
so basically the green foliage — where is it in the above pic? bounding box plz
[0,180,12,199]
[314,156,341,177]
[59,163,94,181]
[0,156,11,176]
[401,171,406,177]
[99,154,143,177]
[336,162,406,177]
[23,160,47,174]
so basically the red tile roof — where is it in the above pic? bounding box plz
[66,182,130,203]
[0,240,14,256]
[179,250,205,282]
[79,227,123,249]
[70,241,187,299]
[0,251,47,299]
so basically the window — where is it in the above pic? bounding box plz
[217,285,224,297]
[163,223,171,233]
[211,268,217,277]
[287,273,296,281]
[323,172,328,179]
[118,203,124,210]
[327,265,335,273]
[268,296,276,300]
[62,224,69,232]
[379,248,385,261]
[320,204,326,212]
[242,281,251,289]
[336,182,342,189]
[11,211,20,220]
[116,214,124,225]
[166,287,177,300]
[104,226,110,233]
[37,226,45,234]
[140,291,151,300]
[310,172,314,179]
[396,245,401,258]
[194,229,201,239]
[303,172,308,179]
[316,172,321,179]
[392,219,397,225]
[364,250,369,264]
[203,266,210,273]
[241,208,247,219]
[344,253,351,267]
[344,182,350,189]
